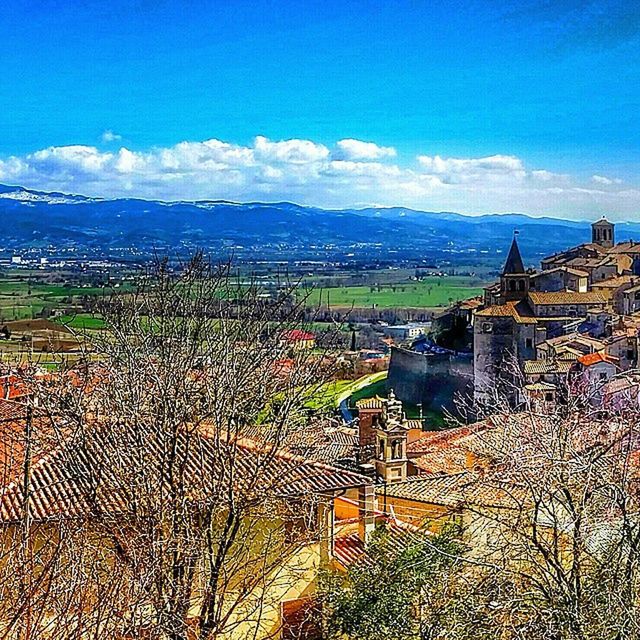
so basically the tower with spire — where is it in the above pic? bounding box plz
[500,232,529,302]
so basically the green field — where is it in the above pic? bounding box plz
[299,276,484,309]
[55,313,107,330]
[0,276,130,322]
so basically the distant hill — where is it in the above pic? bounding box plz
[1,184,638,268]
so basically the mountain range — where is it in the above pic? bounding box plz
[1,183,638,269]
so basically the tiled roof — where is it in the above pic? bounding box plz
[528,291,606,306]
[333,520,424,569]
[383,473,521,510]
[282,329,315,342]
[604,376,640,395]
[407,422,495,475]
[0,399,30,422]
[608,241,640,254]
[523,359,573,375]
[475,300,536,324]
[524,381,557,391]
[458,297,483,310]
[592,276,636,289]
[531,266,589,278]
[577,351,616,367]
[356,396,385,410]
[0,425,370,524]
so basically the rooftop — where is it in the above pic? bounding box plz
[523,359,573,375]
[528,291,606,306]
[0,424,371,525]
[577,351,616,367]
[475,300,536,324]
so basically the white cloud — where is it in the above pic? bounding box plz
[254,135,329,164]
[591,174,623,185]
[0,136,638,219]
[335,139,396,161]
[101,130,122,143]
[416,154,526,184]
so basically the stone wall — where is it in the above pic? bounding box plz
[387,346,473,415]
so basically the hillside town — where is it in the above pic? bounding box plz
[474,217,640,407]
[0,224,639,638]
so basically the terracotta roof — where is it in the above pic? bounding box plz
[0,425,371,524]
[608,241,640,255]
[523,359,573,375]
[0,399,30,422]
[563,257,606,269]
[458,297,483,310]
[604,377,640,395]
[528,291,605,306]
[592,276,635,289]
[407,423,488,455]
[475,300,536,324]
[333,520,424,569]
[333,531,366,567]
[282,329,315,342]
[383,473,521,510]
[577,351,616,367]
[407,422,495,475]
[531,266,589,278]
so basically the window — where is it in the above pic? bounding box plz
[627,350,635,360]
[391,439,403,460]
[378,438,385,459]
[509,280,516,291]
[482,322,493,333]
[525,338,533,349]
[518,280,525,291]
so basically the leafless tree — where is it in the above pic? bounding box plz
[0,255,342,640]
[426,371,640,640]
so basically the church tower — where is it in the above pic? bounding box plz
[373,390,408,484]
[592,216,615,249]
[500,234,529,302]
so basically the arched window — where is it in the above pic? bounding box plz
[518,280,525,291]
[509,280,516,291]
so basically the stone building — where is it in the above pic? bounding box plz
[473,217,640,405]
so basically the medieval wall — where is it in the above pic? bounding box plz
[387,346,473,415]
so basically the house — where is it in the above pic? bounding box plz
[529,267,589,293]
[0,404,375,640]
[282,329,315,351]
[382,324,429,342]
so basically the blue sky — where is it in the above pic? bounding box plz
[1,0,639,218]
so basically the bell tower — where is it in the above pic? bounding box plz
[592,216,615,249]
[500,233,529,302]
[373,390,408,483]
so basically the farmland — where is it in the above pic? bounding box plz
[298,275,485,310]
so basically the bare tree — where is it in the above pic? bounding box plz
[0,255,346,640]
[428,374,640,640]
